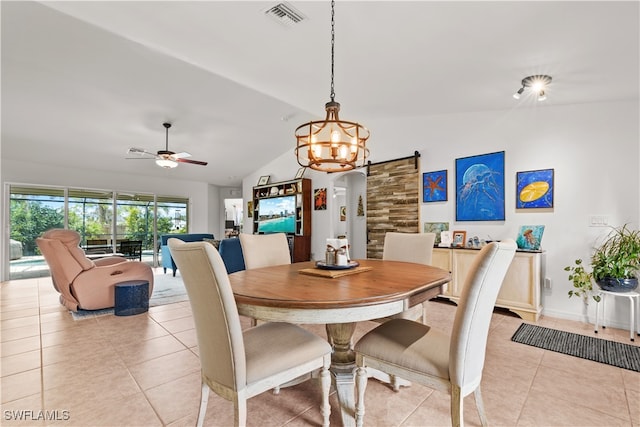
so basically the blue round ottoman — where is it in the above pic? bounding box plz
[114,280,149,316]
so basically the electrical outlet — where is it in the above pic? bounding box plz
[589,215,609,227]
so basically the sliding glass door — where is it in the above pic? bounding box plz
[8,184,189,280]
[68,189,114,251]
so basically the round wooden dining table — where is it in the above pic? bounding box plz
[228,259,451,427]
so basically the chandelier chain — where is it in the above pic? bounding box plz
[294,0,370,173]
[330,0,335,102]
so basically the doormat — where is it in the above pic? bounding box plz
[511,323,640,372]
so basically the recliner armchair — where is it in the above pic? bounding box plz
[36,229,154,311]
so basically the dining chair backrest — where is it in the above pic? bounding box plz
[449,239,516,391]
[168,238,246,391]
[382,232,436,265]
[239,233,291,269]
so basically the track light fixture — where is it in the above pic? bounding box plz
[513,75,552,101]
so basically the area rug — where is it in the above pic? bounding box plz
[71,272,188,320]
[511,323,640,372]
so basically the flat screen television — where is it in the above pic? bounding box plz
[257,195,297,234]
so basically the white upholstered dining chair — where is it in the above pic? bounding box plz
[168,238,331,427]
[380,232,436,323]
[239,232,291,270]
[354,239,517,427]
[239,232,292,327]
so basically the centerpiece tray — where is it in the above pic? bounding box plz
[299,261,372,278]
[315,260,360,270]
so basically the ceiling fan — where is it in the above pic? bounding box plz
[127,122,208,168]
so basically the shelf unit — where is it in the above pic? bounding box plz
[252,178,311,262]
[432,247,545,321]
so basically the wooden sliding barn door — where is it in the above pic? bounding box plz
[366,155,420,259]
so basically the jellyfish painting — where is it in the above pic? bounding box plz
[516,225,545,250]
[455,151,505,221]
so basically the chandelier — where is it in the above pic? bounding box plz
[295,0,369,173]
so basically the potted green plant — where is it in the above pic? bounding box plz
[590,224,640,292]
[565,259,600,303]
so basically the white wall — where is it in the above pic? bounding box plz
[244,100,640,328]
[5,99,636,328]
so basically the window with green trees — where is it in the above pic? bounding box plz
[9,185,188,270]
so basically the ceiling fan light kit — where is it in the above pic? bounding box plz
[156,158,178,168]
[513,75,552,101]
[126,122,208,169]
[294,0,369,173]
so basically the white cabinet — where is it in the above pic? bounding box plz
[433,247,544,321]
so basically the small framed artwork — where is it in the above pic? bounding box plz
[424,221,450,246]
[455,151,505,221]
[314,188,327,210]
[452,230,467,248]
[257,175,270,186]
[516,225,545,251]
[247,201,253,218]
[340,206,346,221]
[516,169,554,209]
[440,231,453,247]
[295,167,306,180]
[423,170,447,202]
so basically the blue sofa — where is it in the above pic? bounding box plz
[161,233,214,276]
[218,238,246,274]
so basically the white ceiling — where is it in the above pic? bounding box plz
[2,1,638,186]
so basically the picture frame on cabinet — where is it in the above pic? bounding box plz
[257,175,270,186]
[452,230,467,248]
[439,231,454,247]
[516,169,554,209]
[424,221,450,246]
[295,167,306,180]
[516,225,545,251]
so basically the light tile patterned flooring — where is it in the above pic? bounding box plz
[2,271,639,426]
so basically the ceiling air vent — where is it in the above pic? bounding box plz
[264,2,306,27]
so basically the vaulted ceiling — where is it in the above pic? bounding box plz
[2,1,638,186]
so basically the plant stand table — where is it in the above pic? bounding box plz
[594,289,640,341]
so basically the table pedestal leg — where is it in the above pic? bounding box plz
[326,322,357,427]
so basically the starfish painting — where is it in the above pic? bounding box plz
[422,170,447,202]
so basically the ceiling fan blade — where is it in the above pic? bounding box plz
[176,158,208,166]
[127,147,157,157]
[172,152,192,159]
